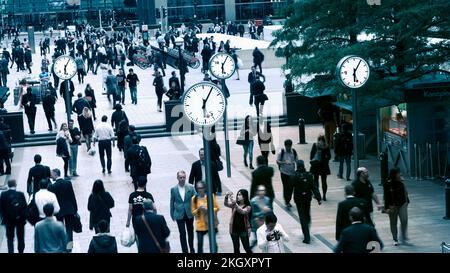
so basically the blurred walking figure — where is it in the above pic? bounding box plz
[335,124,353,181]
[88,179,115,234]
[257,120,275,163]
[383,168,409,246]
[224,189,252,253]
[237,115,256,169]
[78,107,95,151]
[309,135,331,201]
[276,139,298,209]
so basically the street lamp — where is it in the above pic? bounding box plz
[175,36,186,95]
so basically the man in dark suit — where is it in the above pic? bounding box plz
[334,207,383,253]
[336,185,370,241]
[123,125,140,172]
[134,199,170,253]
[170,170,196,253]
[26,154,51,195]
[48,168,78,252]
[188,148,221,193]
[250,155,274,204]
[21,87,37,134]
[292,160,322,244]
[126,137,151,190]
[247,66,265,106]
[168,71,180,92]
[0,179,27,253]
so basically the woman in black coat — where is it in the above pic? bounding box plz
[78,107,95,151]
[309,135,331,201]
[88,179,115,233]
[153,71,165,112]
[84,84,97,120]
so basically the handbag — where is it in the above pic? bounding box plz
[73,213,82,233]
[141,215,171,253]
[120,227,136,247]
[26,196,40,226]
[216,159,224,171]
[236,139,247,146]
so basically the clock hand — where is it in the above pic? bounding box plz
[64,60,70,73]
[204,87,213,104]
[221,56,229,74]
[353,60,362,83]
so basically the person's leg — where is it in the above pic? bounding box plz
[345,155,351,180]
[230,233,241,253]
[45,112,52,130]
[338,155,344,178]
[243,144,249,166]
[324,121,331,148]
[281,173,291,206]
[4,152,11,174]
[177,217,189,253]
[63,157,69,177]
[313,173,320,191]
[98,141,106,171]
[321,174,328,200]
[389,207,399,242]
[77,70,81,83]
[197,231,204,254]
[120,87,125,104]
[106,141,112,172]
[239,232,252,253]
[64,215,74,251]
[399,203,408,241]
[186,216,195,253]
[72,145,78,175]
[17,222,25,253]
[248,140,254,167]
[297,203,310,243]
[5,223,15,253]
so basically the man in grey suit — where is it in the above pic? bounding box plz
[170,170,196,253]
[34,203,68,253]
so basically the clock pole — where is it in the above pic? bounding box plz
[352,88,359,179]
[65,80,71,123]
[202,126,217,253]
[221,78,231,178]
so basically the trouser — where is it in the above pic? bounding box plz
[156,92,163,110]
[255,101,265,117]
[62,156,70,177]
[214,177,222,194]
[313,174,328,199]
[94,218,111,234]
[243,140,254,165]
[44,111,57,130]
[118,86,126,104]
[83,133,93,150]
[6,222,25,253]
[69,144,78,175]
[25,109,36,132]
[295,201,311,242]
[77,69,84,83]
[324,121,337,148]
[388,203,408,241]
[57,214,75,249]
[176,213,195,253]
[1,72,7,87]
[88,60,94,73]
[0,150,12,174]
[40,47,46,56]
[98,140,112,171]
[249,92,254,105]
[197,230,217,253]
[25,62,31,73]
[281,173,294,205]
[130,86,137,104]
[109,59,116,69]
[230,232,252,253]
[338,155,351,180]
[254,62,262,73]
[261,151,269,163]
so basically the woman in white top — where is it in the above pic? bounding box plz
[257,212,289,253]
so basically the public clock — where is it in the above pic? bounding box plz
[209,52,236,80]
[183,82,226,126]
[336,56,370,88]
[53,55,77,80]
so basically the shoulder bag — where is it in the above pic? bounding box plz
[141,215,170,253]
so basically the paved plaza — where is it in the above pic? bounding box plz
[0,124,449,253]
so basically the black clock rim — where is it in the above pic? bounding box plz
[335,55,370,89]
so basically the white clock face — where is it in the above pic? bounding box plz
[183,82,226,126]
[209,52,236,80]
[54,55,77,80]
[337,56,370,88]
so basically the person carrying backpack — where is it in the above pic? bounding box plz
[0,179,28,253]
[126,136,152,190]
[276,139,298,209]
[335,123,353,181]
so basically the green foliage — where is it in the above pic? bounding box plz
[271,0,450,100]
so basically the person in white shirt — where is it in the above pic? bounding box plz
[93,115,115,174]
[34,179,60,219]
[257,212,289,253]
[170,171,196,253]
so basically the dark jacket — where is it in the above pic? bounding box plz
[252,48,264,64]
[21,92,37,114]
[126,144,152,178]
[335,131,353,156]
[42,93,56,113]
[334,223,383,253]
[87,192,114,230]
[60,80,75,99]
[383,180,409,208]
[78,115,95,135]
[153,76,165,95]
[335,196,370,240]
[0,130,9,151]
[72,98,90,115]
[188,160,221,190]
[124,132,140,157]
[250,165,275,200]
[24,50,32,63]
[111,110,128,131]
[56,137,70,158]
[0,188,27,224]
[27,164,51,195]
[292,170,321,203]
[309,143,331,175]
[48,178,78,217]
[134,212,170,253]
[168,76,180,91]
[88,234,118,253]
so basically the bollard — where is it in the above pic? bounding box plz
[298,118,307,144]
[444,178,450,220]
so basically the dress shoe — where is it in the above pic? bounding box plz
[249,164,254,170]
[303,239,310,244]
[102,168,105,174]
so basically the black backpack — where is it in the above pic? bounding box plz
[137,146,151,174]
[7,192,26,220]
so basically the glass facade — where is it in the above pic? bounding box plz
[235,0,286,21]
[167,0,225,24]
